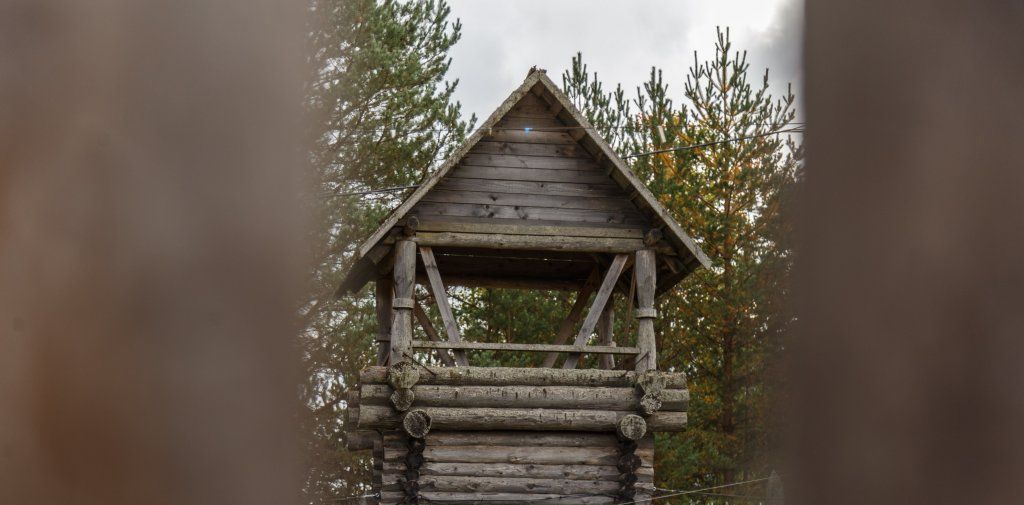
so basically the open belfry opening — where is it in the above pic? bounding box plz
[338,68,711,505]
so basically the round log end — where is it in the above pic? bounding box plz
[639,394,662,416]
[617,414,647,441]
[387,361,420,390]
[390,388,415,411]
[403,409,432,438]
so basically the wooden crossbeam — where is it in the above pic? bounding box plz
[540,269,602,367]
[411,340,639,355]
[419,246,469,366]
[563,254,630,369]
[412,301,457,367]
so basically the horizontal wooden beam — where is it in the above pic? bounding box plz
[410,340,639,355]
[382,461,651,481]
[383,430,636,448]
[357,405,687,432]
[359,366,687,389]
[411,231,645,253]
[382,440,651,466]
[344,430,379,451]
[416,219,645,239]
[380,491,630,505]
[361,384,688,411]
[383,475,652,495]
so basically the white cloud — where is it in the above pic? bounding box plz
[446,0,804,122]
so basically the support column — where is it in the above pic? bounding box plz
[634,249,657,372]
[374,277,393,365]
[390,239,416,364]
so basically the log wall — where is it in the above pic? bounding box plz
[354,366,688,505]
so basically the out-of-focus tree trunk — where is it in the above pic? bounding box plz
[0,2,307,505]
[794,2,1024,505]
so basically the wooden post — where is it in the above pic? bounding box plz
[375,277,393,365]
[634,249,657,371]
[390,239,416,364]
[597,297,615,370]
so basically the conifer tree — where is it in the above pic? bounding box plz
[563,29,803,495]
[301,1,472,502]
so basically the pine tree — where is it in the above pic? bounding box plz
[301,1,472,502]
[563,29,803,496]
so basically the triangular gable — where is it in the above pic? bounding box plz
[338,69,711,295]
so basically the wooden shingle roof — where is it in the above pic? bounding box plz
[338,69,710,295]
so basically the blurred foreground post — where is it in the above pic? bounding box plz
[0,2,306,505]
[796,1,1024,505]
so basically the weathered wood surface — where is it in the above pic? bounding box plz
[419,190,638,212]
[412,202,645,226]
[382,475,653,495]
[419,246,469,366]
[617,414,647,441]
[417,219,644,238]
[433,178,623,198]
[345,430,380,451]
[382,443,653,466]
[343,69,711,297]
[495,115,565,129]
[353,71,550,261]
[359,366,686,389]
[410,340,639,355]
[402,409,432,438]
[389,239,415,363]
[361,384,688,411]
[380,491,620,505]
[460,153,601,171]
[360,366,685,388]
[382,461,651,480]
[413,232,645,253]
[483,129,578,144]
[449,165,612,185]
[358,405,687,432]
[564,254,629,369]
[470,141,587,158]
[383,430,654,450]
[635,249,657,371]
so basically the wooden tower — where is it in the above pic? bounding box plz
[339,68,711,505]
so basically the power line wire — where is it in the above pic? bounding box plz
[331,123,806,135]
[615,477,771,505]
[624,127,804,159]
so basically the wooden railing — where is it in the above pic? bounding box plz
[410,339,640,355]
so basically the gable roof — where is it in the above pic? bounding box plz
[337,69,711,295]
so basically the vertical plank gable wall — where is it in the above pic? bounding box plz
[414,93,651,231]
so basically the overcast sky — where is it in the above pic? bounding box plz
[445,0,804,124]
